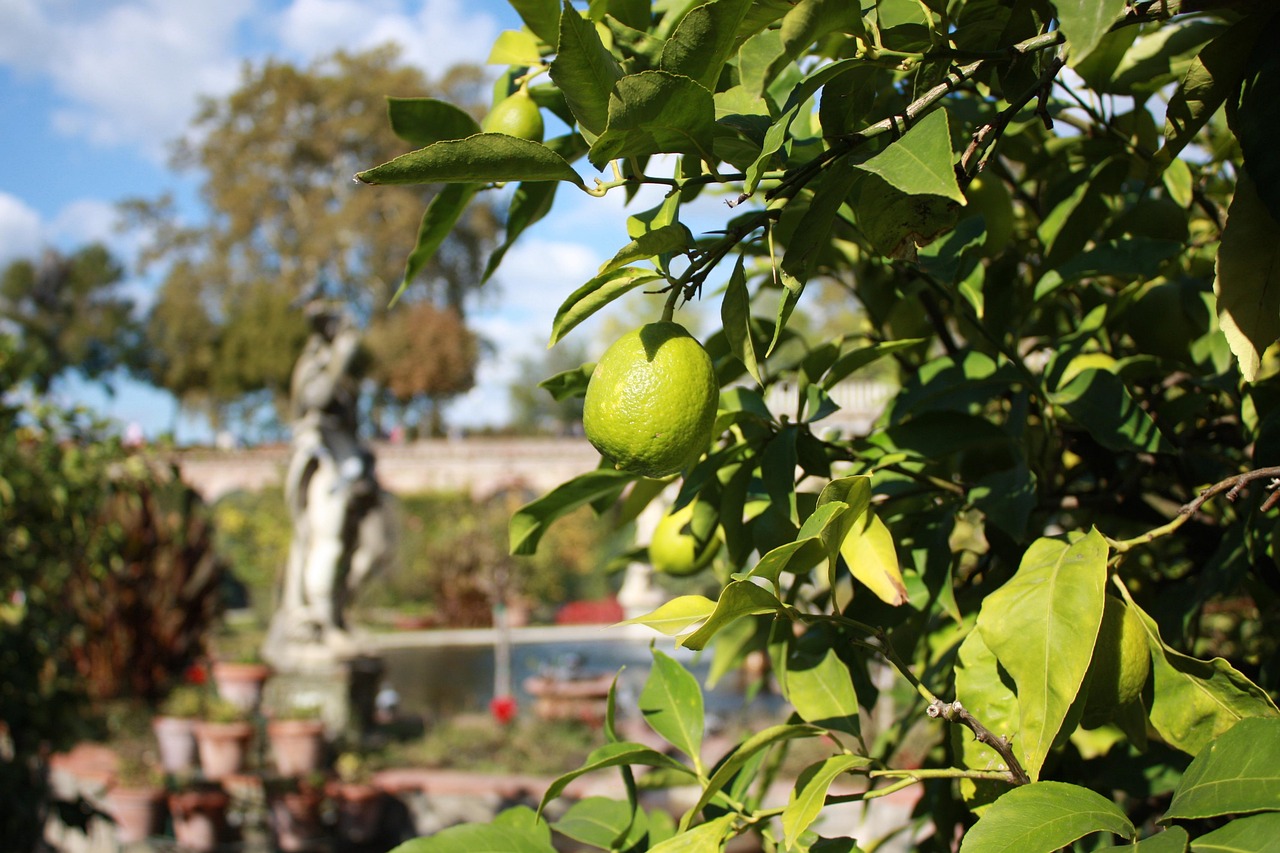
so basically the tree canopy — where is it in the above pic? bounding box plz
[126,46,500,426]
[359,0,1280,850]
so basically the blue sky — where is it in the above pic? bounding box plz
[0,0,721,441]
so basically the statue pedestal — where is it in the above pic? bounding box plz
[263,654,383,741]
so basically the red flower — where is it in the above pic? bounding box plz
[489,694,517,725]
[183,662,208,685]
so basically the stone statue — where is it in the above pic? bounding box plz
[264,304,394,666]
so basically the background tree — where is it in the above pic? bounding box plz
[0,243,142,393]
[360,1,1280,851]
[508,337,589,435]
[125,46,499,429]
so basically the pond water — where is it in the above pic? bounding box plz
[374,626,783,724]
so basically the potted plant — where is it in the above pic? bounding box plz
[105,750,166,845]
[211,648,272,713]
[192,696,256,780]
[153,684,204,775]
[168,777,232,853]
[264,701,327,776]
[329,751,387,845]
[265,773,326,852]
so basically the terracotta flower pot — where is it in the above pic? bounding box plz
[193,720,255,780]
[331,781,386,844]
[211,660,272,713]
[152,715,198,774]
[168,786,231,853]
[106,785,165,844]
[266,717,327,776]
[267,786,325,852]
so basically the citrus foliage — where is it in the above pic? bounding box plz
[362,0,1280,848]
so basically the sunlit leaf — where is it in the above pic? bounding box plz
[620,594,717,637]
[549,267,665,346]
[589,71,717,169]
[1187,813,1280,852]
[1164,717,1280,820]
[853,109,964,203]
[356,134,585,187]
[1055,0,1128,66]
[387,97,481,147]
[509,469,636,555]
[640,649,705,765]
[390,182,478,306]
[1215,170,1280,382]
[550,1,622,135]
[959,782,1135,852]
[659,0,752,90]
[786,644,861,736]
[680,580,786,650]
[782,755,873,849]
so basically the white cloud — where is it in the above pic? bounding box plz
[0,192,42,265]
[50,198,122,247]
[278,0,498,78]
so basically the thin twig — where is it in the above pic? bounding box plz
[928,699,1030,785]
[1109,465,1280,553]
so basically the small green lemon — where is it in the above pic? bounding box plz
[482,89,544,141]
[1083,595,1151,725]
[583,322,718,478]
[965,175,1015,253]
[649,502,720,576]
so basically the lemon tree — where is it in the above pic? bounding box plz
[649,501,720,577]
[361,2,1280,851]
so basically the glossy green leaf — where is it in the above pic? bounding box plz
[640,649,705,765]
[510,0,562,45]
[821,339,925,389]
[721,256,762,385]
[786,645,861,736]
[959,782,1136,853]
[1215,170,1280,382]
[953,628,1022,810]
[356,134,584,187]
[1055,0,1127,67]
[782,755,874,849]
[681,724,827,829]
[389,182,478,306]
[598,223,693,276]
[553,797,644,850]
[391,806,557,853]
[650,814,737,853]
[680,580,786,650]
[620,594,717,636]
[749,502,849,585]
[509,469,636,555]
[1130,596,1279,757]
[589,71,717,169]
[549,267,665,346]
[1188,813,1280,853]
[386,97,481,147]
[1050,368,1173,455]
[1165,717,1280,821]
[853,109,964,204]
[539,741,696,810]
[660,0,752,89]
[978,531,1109,781]
[1097,827,1190,853]
[538,362,593,402]
[550,1,622,135]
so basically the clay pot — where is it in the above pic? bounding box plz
[331,781,386,844]
[152,715,198,775]
[106,785,165,844]
[266,718,327,776]
[168,786,231,852]
[267,785,325,852]
[192,720,255,780]
[211,660,272,713]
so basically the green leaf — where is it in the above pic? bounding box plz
[780,0,864,56]
[959,782,1136,853]
[549,267,665,346]
[1130,596,1279,757]
[356,134,584,187]
[538,363,594,402]
[1235,27,1280,222]
[1097,827,1189,853]
[1165,717,1280,821]
[785,645,861,737]
[782,162,860,284]
[483,180,560,283]
[680,580,786,650]
[1215,169,1280,382]
[640,649,705,766]
[681,724,827,829]
[651,814,737,853]
[850,172,959,258]
[388,183,478,306]
[953,628,1022,810]
[822,339,926,389]
[511,0,562,46]
[782,755,874,849]
[749,502,849,585]
[660,0,752,89]
[853,109,964,204]
[509,469,636,555]
[1050,368,1173,455]
[977,531,1109,781]
[550,1,622,136]
[488,29,545,65]
[620,594,717,636]
[539,741,697,811]
[1188,813,1280,853]
[387,97,481,147]
[1055,0,1128,67]
[599,223,694,276]
[552,797,643,850]
[390,810,558,853]
[589,71,717,170]
[721,256,762,385]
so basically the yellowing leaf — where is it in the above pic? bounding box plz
[839,511,907,606]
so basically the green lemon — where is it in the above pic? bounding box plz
[583,322,719,478]
[1082,595,1151,725]
[649,502,720,576]
[482,89,544,141]
[965,175,1015,253]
